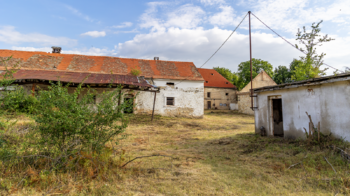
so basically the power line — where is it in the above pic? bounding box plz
[175,12,248,84]
[251,12,342,73]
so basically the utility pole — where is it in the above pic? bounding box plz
[248,11,255,111]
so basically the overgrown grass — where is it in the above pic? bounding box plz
[1,111,350,195]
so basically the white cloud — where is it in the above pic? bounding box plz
[81,31,106,38]
[116,27,350,74]
[140,3,205,31]
[112,22,133,28]
[65,5,98,23]
[240,0,350,33]
[165,4,206,29]
[209,6,235,26]
[12,46,117,56]
[200,0,225,6]
[0,26,77,46]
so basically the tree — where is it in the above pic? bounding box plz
[293,20,334,81]
[237,58,274,89]
[213,67,243,89]
[273,65,291,84]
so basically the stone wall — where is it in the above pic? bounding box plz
[203,87,237,110]
[237,93,254,115]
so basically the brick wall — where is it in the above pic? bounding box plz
[204,87,237,110]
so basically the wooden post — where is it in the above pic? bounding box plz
[151,91,157,121]
[31,83,35,96]
[318,122,320,142]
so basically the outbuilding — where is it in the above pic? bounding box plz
[253,72,350,141]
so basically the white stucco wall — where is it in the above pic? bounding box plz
[134,79,204,118]
[254,79,350,141]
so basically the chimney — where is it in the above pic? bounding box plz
[51,46,62,54]
[154,57,159,61]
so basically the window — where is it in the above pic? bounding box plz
[166,82,175,87]
[207,92,211,98]
[226,82,228,84]
[166,97,175,106]
[226,93,228,96]
[206,81,208,83]
[211,73,214,75]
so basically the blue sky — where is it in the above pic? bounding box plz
[1,0,349,74]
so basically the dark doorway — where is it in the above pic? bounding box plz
[272,99,283,137]
[124,97,134,114]
[207,101,211,109]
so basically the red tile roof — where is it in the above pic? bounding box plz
[197,68,236,89]
[8,69,152,87]
[0,49,204,81]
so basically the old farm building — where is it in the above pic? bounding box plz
[253,72,350,141]
[197,68,237,110]
[0,49,204,118]
[237,71,276,115]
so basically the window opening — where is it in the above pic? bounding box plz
[166,82,175,87]
[225,93,228,96]
[211,73,214,75]
[206,81,208,83]
[167,97,175,106]
[207,92,211,98]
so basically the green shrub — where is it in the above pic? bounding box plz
[130,67,142,76]
[35,82,132,154]
[0,86,38,114]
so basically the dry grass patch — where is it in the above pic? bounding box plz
[1,111,350,195]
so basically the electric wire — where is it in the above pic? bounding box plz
[175,12,248,84]
[251,12,342,73]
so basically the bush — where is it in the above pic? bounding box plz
[35,82,132,155]
[0,86,38,114]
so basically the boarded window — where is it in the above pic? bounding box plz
[207,92,211,98]
[167,97,175,106]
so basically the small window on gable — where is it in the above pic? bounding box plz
[226,93,228,96]
[166,82,175,87]
[207,92,211,98]
[167,97,175,106]
[206,81,208,83]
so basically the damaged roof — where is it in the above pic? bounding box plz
[4,69,153,88]
[0,49,204,81]
[254,72,350,93]
[197,68,236,89]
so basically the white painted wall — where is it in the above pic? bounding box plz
[254,79,350,141]
[230,103,238,110]
[134,79,204,118]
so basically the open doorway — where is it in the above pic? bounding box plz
[207,101,211,109]
[272,99,283,137]
[124,94,134,114]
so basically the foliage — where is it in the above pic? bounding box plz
[130,66,142,76]
[273,65,292,84]
[213,67,242,90]
[0,56,37,114]
[236,58,274,89]
[293,20,334,81]
[34,82,132,154]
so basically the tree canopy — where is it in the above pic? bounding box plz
[293,20,334,81]
[237,58,274,89]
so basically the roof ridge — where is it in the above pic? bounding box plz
[0,49,194,63]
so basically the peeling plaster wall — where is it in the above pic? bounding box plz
[134,79,204,118]
[254,80,350,141]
